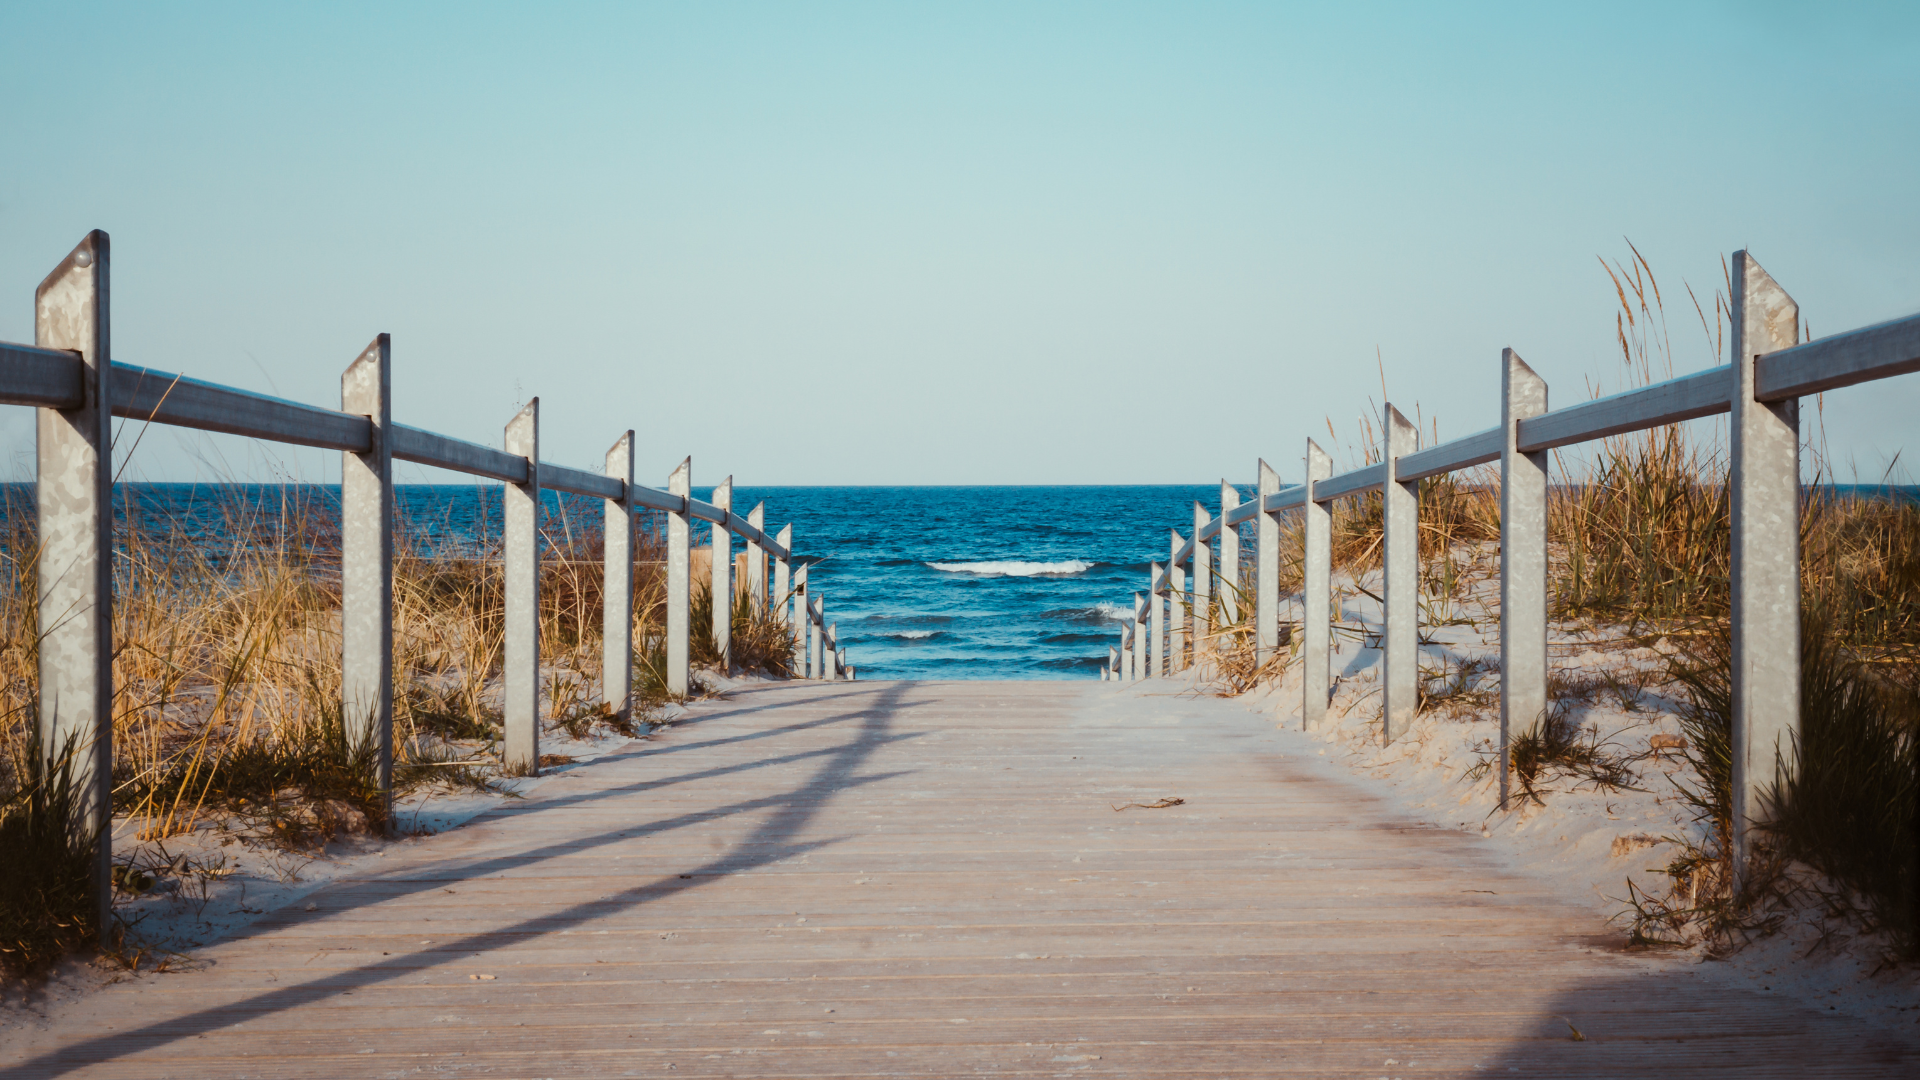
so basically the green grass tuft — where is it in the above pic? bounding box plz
[0,737,98,978]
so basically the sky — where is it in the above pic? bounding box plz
[2,1,1917,487]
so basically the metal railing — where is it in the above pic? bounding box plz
[3,231,852,928]
[1103,249,1920,883]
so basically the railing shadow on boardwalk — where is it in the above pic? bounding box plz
[2,682,924,1079]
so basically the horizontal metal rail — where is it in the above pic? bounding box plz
[1515,367,1729,453]
[391,424,527,484]
[1171,536,1196,568]
[1164,486,1305,588]
[1123,312,1920,586]
[1756,310,1920,400]
[0,343,83,408]
[1396,427,1501,483]
[1261,484,1307,513]
[629,485,686,516]
[543,461,623,501]
[112,363,373,452]
[1111,252,1919,903]
[1311,462,1388,502]
[745,522,782,558]
[0,351,794,559]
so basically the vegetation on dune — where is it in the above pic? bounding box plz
[690,577,800,679]
[1567,253,1919,959]
[0,480,802,978]
[1186,246,1920,960]
[0,738,96,978]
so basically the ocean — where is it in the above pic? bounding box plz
[6,482,1913,681]
[0,482,1228,681]
[730,485,1223,680]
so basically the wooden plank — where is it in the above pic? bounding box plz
[9,680,1914,1078]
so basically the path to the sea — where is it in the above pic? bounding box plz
[7,680,1916,1077]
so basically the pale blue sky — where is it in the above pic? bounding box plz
[3,2,1916,486]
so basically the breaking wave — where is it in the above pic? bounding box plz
[926,559,1093,577]
[1040,601,1133,625]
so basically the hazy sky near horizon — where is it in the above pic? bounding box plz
[2,2,1917,487]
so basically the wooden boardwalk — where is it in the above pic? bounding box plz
[6,680,1915,1077]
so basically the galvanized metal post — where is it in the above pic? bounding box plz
[1730,250,1802,878]
[1132,594,1147,682]
[1499,351,1549,809]
[1302,439,1333,729]
[1148,564,1164,678]
[1256,459,1281,665]
[773,523,792,665]
[1191,502,1212,668]
[746,501,766,616]
[817,598,830,681]
[502,400,541,773]
[602,431,636,724]
[711,476,733,673]
[340,334,393,809]
[666,458,691,697]
[810,596,825,680]
[35,230,113,933]
[1168,530,1187,673]
[791,563,809,677]
[1218,481,1241,626]
[1381,405,1419,745]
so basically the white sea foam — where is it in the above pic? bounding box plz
[886,630,940,639]
[926,559,1093,577]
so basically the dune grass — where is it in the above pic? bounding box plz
[0,736,96,978]
[0,480,806,977]
[1182,245,1920,958]
[690,578,799,679]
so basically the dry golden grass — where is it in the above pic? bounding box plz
[0,482,807,975]
[1182,246,1920,957]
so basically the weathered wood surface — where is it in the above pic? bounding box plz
[6,680,1915,1077]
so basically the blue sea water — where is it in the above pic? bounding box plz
[0,482,1229,681]
[5,481,1914,681]
[730,486,1223,680]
